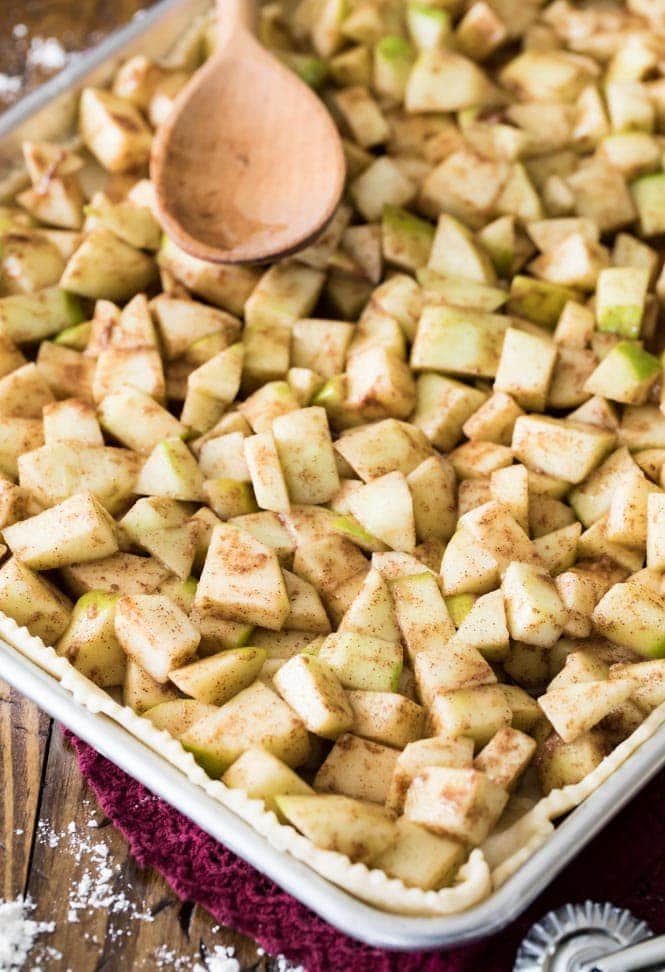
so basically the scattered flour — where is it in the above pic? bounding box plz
[0,898,57,972]
[258,947,306,972]
[0,75,22,99]
[193,945,240,972]
[2,813,307,970]
[25,37,67,72]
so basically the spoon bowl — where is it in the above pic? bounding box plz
[151,0,346,264]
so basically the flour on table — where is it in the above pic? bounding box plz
[0,897,58,972]
[18,812,308,970]
[25,37,67,72]
[0,75,22,99]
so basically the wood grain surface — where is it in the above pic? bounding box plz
[1,679,274,971]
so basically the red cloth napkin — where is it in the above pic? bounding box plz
[67,732,665,972]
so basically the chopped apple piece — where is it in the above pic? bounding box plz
[169,648,267,705]
[222,748,313,816]
[631,173,665,236]
[429,685,512,747]
[494,327,557,412]
[539,679,634,743]
[374,818,466,891]
[512,415,615,484]
[452,589,509,662]
[503,562,567,648]
[536,730,609,794]
[441,527,500,596]
[389,572,453,657]
[386,736,474,813]
[115,594,199,683]
[314,733,399,803]
[346,470,416,552]
[338,568,400,642]
[412,373,487,452]
[181,681,309,777]
[593,581,665,658]
[79,88,152,172]
[275,794,396,863]
[61,229,156,302]
[273,654,353,738]
[123,660,178,713]
[584,341,660,406]
[196,523,289,631]
[404,767,508,846]
[647,494,665,571]
[272,407,340,504]
[3,491,117,570]
[347,690,424,748]
[99,386,185,454]
[411,306,508,379]
[144,699,218,739]
[407,455,457,542]
[135,438,204,502]
[610,660,665,713]
[318,631,402,691]
[474,727,537,791]
[56,590,125,687]
[596,266,650,338]
[0,557,72,644]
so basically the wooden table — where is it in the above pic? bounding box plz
[0,9,282,966]
[1,680,272,970]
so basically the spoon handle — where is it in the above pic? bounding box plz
[218,0,257,37]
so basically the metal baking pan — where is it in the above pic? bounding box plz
[2,0,665,950]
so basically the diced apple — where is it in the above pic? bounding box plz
[275,794,396,863]
[503,562,567,648]
[273,654,352,738]
[314,733,399,803]
[338,568,400,642]
[272,407,340,505]
[56,591,125,687]
[318,631,402,691]
[429,685,512,747]
[3,491,117,569]
[135,438,204,502]
[512,415,615,484]
[404,767,508,845]
[536,730,609,793]
[347,690,424,749]
[180,681,309,776]
[144,699,218,739]
[0,556,72,644]
[123,660,178,714]
[584,340,660,405]
[169,648,266,706]
[115,594,199,683]
[494,327,557,412]
[474,727,536,791]
[196,524,289,631]
[452,589,509,662]
[374,818,466,891]
[386,736,474,813]
[79,88,152,172]
[222,747,313,816]
[61,229,156,302]
[539,679,633,743]
[346,470,416,552]
[411,305,508,379]
[593,581,665,658]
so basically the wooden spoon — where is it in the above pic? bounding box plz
[151,0,346,264]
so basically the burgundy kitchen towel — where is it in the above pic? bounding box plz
[67,732,665,972]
